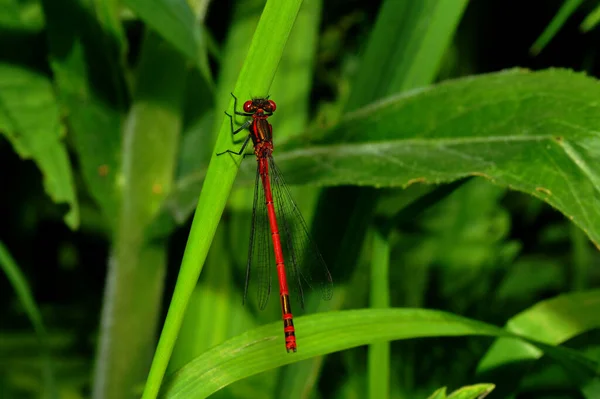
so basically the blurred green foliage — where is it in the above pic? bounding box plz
[1,0,600,398]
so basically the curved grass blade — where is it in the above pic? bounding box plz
[159,308,598,399]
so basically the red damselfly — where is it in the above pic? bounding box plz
[217,94,333,352]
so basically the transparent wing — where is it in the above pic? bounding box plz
[244,161,273,310]
[269,156,333,309]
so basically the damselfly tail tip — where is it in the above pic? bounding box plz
[285,339,297,353]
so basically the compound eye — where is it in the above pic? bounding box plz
[243,100,253,113]
[268,100,277,112]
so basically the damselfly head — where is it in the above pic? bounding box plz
[244,98,277,114]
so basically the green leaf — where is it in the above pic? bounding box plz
[123,0,200,62]
[159,308,595,399]
[367,229,391,399]
[267,68,600,247]
[159,68,600,252]
[346,0,469,111]
[530,0,584,55]
[0,63,79,228]
[122,0,211,84]
[427,387,447,399]
[447,384,495,399]
[477,290,600,396]
[42,0,126,229]
[94,0,127,56]
[0,0,44,31]
[158,0,471,243]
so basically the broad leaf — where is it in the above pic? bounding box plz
[274,68,600,247]
[162,68,600,248]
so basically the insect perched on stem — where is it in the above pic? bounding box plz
[217,94,333,352]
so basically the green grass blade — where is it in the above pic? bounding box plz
[122,0,201,63]
[530,0,584,55]
[580,2,600,32]
[167,225,244,373]
[346,0,469,111]
[270,0,321,136]
[209,0,265,142]
[93,0,127,54]
[392,0,469,91]
[168,0,264,373]
[0,241,56,399]
[122,0,212,86]
[0,241,47,341]
[160,308,597,398]
[368,229,391,399]
[141,1,304,398]
[0,63,79,228]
